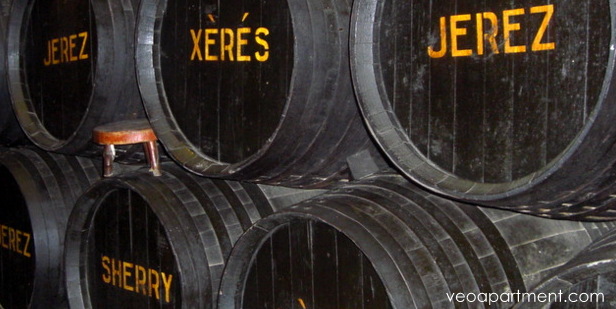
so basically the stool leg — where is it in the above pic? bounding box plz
[102,144,115,177]
[144,141,161,176]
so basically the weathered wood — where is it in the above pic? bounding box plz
[64,163,324,308]
[0,1,25,146]
[515,229,616,308]
[92,120,157,146]
[0,147,100,309]
[351,0,616,219]
[93,119,161,177]
[219,174,616,308]
[7,0,144,156]
[136,0,381,188]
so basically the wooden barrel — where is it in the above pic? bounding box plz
[135,0,380,188]
[350,0,616,219]
[0,0,26,146]
[218,174,616,309]
[514,229,616,308]
[64,164,323,308]
[6,0,144,156]
[0,147,100,308]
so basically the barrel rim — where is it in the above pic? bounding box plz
[513,232,616,308]
[0,21,14,133]
[64,175,212,308]
[0,150,44,307]
[218,208,409,309]
[136,0,303,177]
[0,147,93,307]
[6,0,136,153]
[349,0,616,206]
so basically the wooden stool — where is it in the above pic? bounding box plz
[92,119,161,177]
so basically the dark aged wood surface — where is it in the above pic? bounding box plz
[159,0,291,163]
[137,0,379,188]
[351,0,616,217]
[219,174,616,308]
[24,0,97,140]
[8,0,144,156]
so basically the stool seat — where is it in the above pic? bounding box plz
[92,119,161,177]
[93,119,157,145]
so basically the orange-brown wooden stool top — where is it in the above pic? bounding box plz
[92,119,161,177]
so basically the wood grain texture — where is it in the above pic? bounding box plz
[515,229,616,308]
[0,147,100,309]
[351,0,616,217]
[137,0,380,188]
[7,0,145,155]
[64,163,323,308]
[219,174,616,308]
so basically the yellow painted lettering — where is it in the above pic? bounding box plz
[254,27,269,62]
[136,265,147,295]
[531,4,555,51]
[22,232,31,258]
[428,16,447,58]
[221,28,235,61]
[483,12,500,55]
[194,25,271,62]
[43,33,88,65]
[161,273,173,303]
[451,14,472,57]
[1,225,7,249]
[190,29,203,61]
[149,269,160,300]
[51,38,60,64]
[44,40,52,66]
[8,227,15,252]
[476,13,484,55]
[123,261,134,292]
[69,34,78,61]
[61,37,69,63]
[15,230,22,255]
[78,31,89,60]
[112,258,122,287]
[101,256,111,284]
[236,27,251,61]
[98,256,179,303]
[503,8,526,53]
[205,28,218,61]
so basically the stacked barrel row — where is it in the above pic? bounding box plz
[3,153,616,308]
[7,0,616,215]
[2,0,616,308]
[0,148,326,308]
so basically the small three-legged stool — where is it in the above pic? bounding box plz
[92,119,161,177]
